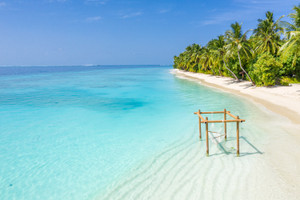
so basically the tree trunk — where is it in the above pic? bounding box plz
[223,58,239,81]
[210,67,215,75]
[237,51,255,85]
[218,66,222,76]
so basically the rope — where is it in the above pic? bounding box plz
[208,131,225,138]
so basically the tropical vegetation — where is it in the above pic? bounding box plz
[173,5,300,86]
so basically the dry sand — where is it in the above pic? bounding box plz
[172,69,300,124]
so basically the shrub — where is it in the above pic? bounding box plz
[280,54,300,77]
[252,53,282,86]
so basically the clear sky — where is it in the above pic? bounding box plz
[0,0,298,66]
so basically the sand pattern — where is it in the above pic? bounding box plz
[100,123,299,200]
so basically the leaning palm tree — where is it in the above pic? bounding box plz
[279,4,300,67]
[225,22,255,85]
[213,35,239,80]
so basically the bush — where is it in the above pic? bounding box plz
[280,54,300,77]
[252,53,282,86]
[280,76,300,85]
[228,58,240,78]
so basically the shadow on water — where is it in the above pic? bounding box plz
[205,136,263,157]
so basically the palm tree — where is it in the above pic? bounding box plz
[254,11,284,55]
[211,35,239,80]
[199,47,215,74]
[206,39,223,76]
[225,22,255,85]
[189,44,202,72]
[279,5,300,67]
[173,44,201,72]
[289,4,300,27]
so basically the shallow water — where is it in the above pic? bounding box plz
[0,66,270,199]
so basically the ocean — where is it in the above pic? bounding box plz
[0,65,267,199]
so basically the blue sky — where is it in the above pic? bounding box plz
[0,0,298,66]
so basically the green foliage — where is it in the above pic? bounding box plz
[228,59,240,75]
[173,4,300,86]
[280,54,300,76]
[281,76,300,84]
[253,11,284,56]
[289,4,300,28]
[252,53,282,86]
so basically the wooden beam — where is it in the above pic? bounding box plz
[198,109,202,140]
[226,111,238,119]
[237,116,240,157]
[205,117,209,156]
[194,109,245,157]
[200,111,225,114]
[199,119,245,123]
[224,108,227,140]
[194,112,206,122]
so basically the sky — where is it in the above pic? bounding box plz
[0,0,299,66]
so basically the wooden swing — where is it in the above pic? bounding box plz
[194,109,245,156]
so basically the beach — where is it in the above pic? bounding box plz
[171,69,300,199]
[1,1,300,199]
[172,69,300,124]
[99,69,300,200]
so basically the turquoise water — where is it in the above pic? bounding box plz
[0,66,254,199]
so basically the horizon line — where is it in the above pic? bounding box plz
[0,64,173,67]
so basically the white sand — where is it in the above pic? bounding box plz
[100,122,300,200]
[98,69,300,200]
[172,69,300,124]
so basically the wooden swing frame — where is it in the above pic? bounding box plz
[194,109,245,157]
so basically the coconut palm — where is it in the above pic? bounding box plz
[199,47,215,74]
[225,22,255,85]
[211,35,239,80]
[289,4,300,28]
[279,5,300,67]
[189,44,202,72]
[206,39,222,75]
[254,11,285,55]
[172,5,299,86]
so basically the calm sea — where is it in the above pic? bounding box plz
[0,65,257,199]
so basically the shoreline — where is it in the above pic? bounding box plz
[171,69,300,125]
[171,68,300,198]
[99,68,300,199]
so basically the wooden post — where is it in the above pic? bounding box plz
[237,116,240,157]
[224,108,227,140]
[205,117,209,156]
[198,109,201,140]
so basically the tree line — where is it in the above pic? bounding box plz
[173,5,300,86]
